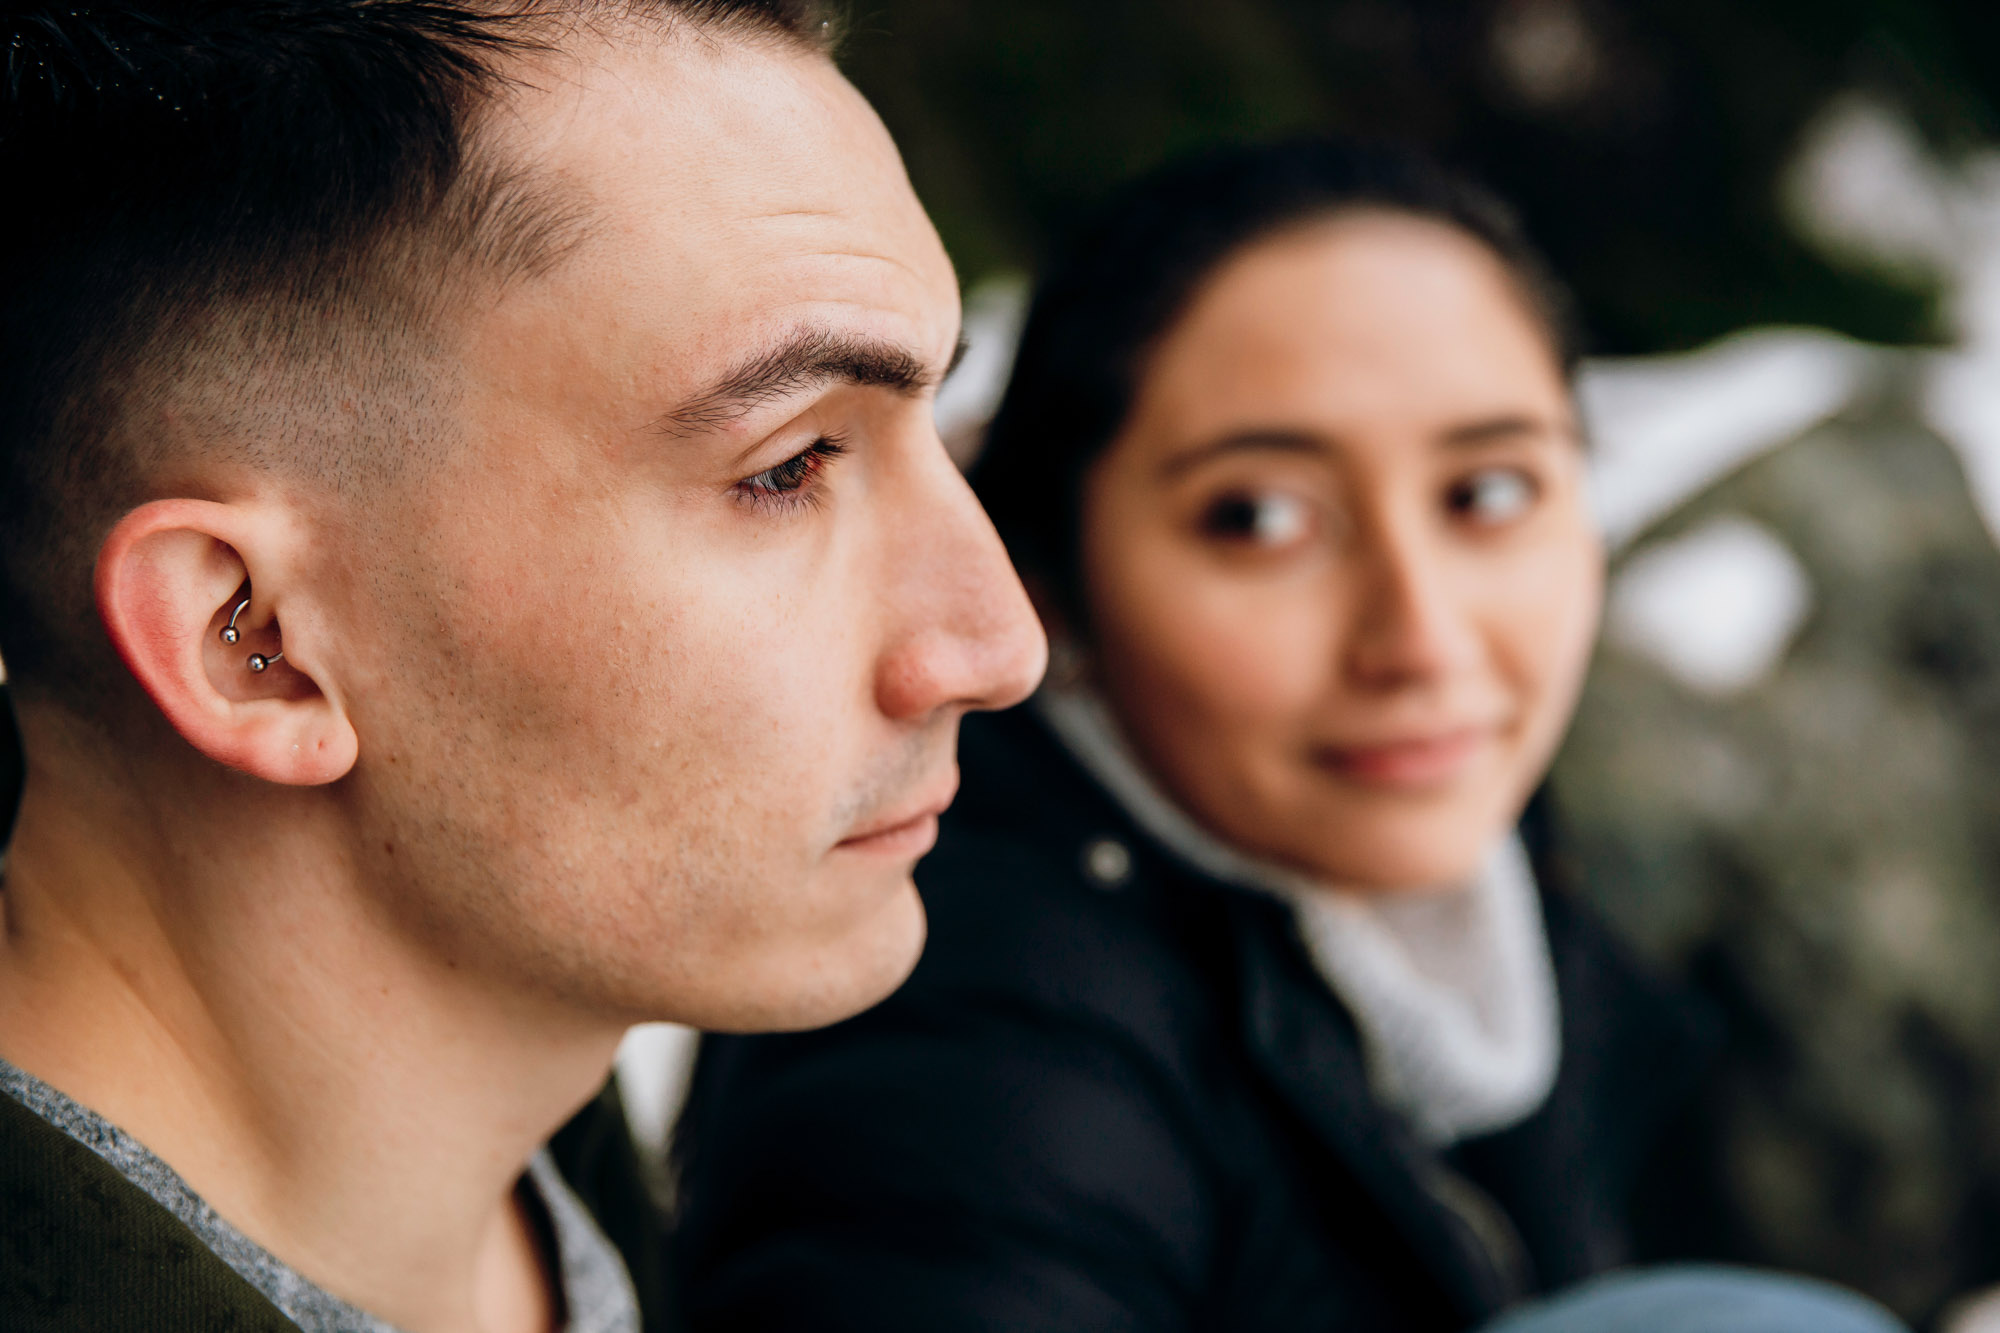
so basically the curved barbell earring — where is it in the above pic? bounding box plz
[219,597,284,673]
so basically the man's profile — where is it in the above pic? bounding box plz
[0,3,1045,1328]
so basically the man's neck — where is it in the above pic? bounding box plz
[0,731,620,1333]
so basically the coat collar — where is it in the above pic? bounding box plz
[960,706,1534,1314]
[1034,686,1563,1147]
[957,704,1712,1309]
[1225,890,1536,1318]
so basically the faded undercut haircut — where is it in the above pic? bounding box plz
[0,0,834,701]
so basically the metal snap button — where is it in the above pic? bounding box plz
[1082,837,1133,889]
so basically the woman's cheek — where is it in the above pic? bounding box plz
[1150,569,1334,728]
[1485,526,1603,750]
[1090,510,1332,748]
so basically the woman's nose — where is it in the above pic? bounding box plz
[1341,519,1481,690]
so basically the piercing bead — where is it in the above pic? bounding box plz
[225,598,279,672]
[221,597,252,646]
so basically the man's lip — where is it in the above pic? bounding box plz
[836,772,960,848]
[1311,727,1497,786]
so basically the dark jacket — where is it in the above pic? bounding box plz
[672,705,1713,1333]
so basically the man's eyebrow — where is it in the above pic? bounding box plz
[651,327,943,437]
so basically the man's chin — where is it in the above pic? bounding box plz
[683,877,928,1035]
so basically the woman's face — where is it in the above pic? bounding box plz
[1078,212,1601,890]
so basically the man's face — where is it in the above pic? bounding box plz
[307,32,1044,1031]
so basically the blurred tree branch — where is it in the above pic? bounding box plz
[840,0,2000,354]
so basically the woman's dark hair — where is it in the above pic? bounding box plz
[971,137,1580,627]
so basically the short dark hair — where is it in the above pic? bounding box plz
[971,137,1579,630]
[0,0,833,698]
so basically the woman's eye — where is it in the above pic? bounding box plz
[735,437,848,508]
[1199,491,1313,548]
[1446,468,1538,526]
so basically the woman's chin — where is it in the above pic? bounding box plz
[1261,812,1501,893]
[1320,770,1541,889]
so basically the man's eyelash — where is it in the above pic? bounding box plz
[734,436,849,512]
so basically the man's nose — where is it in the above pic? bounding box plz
[873,451,1048,724]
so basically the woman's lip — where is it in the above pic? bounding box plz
[1312,728,1493,787]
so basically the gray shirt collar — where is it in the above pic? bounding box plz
[0,1057,640,1333]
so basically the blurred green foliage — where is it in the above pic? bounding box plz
[837,0,2000,355]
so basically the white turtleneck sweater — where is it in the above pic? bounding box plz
[1036,687,1562,1147]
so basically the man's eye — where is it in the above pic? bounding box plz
[1446,468,1538,525]
[735,437,849,508]
[1199,491,1313,547]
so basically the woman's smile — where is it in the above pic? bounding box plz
[1311,726,1497,788]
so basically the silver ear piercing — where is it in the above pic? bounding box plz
[220,597,284,673]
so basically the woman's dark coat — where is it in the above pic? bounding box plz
[672,705,1713,1332]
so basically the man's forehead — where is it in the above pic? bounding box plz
[465,28,957,425]
[495,26,924,251]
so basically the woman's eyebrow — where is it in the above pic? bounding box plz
[650,325,951,438]
[1158,429,1326,477]
[1438,414,1570,448]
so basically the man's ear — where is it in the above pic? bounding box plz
[94,499,358,785]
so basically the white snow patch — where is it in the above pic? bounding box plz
[1942,1284,2000,1333]
[935,274,1032,467]
[1925,351,2000,543]
[1920,144,2000,541]
[614,1021,702,1166]
[1606,516,1814,698]
[1781,92,1960,282]
[1581,330,1869,549]
[1779,92,2000,549]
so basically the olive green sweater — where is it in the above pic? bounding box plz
[0,1080,671,1332]
[0,1086,298,1330]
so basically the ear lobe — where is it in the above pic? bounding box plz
[95,499,358,786]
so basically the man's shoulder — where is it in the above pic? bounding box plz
[0,1090,297,1333]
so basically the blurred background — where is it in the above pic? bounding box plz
[812,1,2000,1327]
